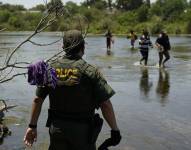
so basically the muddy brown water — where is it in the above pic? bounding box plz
[0,32,191,150]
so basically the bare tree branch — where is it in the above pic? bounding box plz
[5,32,37,66]
[0,62,30,71]
[0,2,89,84]
[0,67,14,83]
[0,2,64,83]
[29,38,62,46]
[4,2,65,66]
[0,73,27,84]
[35,13,50,32]
[37,16,57,33]
[46,15,90,63]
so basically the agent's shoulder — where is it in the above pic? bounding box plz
[49,60,60,68]
[85,62,98,72]
[82,62,99,77]
[49,57,74,68]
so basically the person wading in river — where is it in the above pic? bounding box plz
[155,31,171,67]
[127,30,137,49]
[24,30,121,150]
[105,29,114,54]
[139,30,153,66]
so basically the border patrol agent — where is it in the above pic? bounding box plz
[24,30,121,150]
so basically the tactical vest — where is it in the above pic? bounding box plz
[48,57,96,117]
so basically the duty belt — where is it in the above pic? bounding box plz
[46,109,95,127]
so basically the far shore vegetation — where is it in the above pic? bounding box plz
[0,0,191,34]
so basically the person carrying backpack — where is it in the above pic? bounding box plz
[155,31,171,67]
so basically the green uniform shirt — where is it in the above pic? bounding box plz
[36,57,115,109]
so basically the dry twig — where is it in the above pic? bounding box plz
[0,1,89,84]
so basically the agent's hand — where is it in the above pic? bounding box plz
[110,130,121,145]
[23,128,37,147]
[98,130,121,150]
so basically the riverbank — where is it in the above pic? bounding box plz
[1,31,191,37]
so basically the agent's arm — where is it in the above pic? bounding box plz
[92,68,120,132]
[100,99,119,131]
[98,99,121,150]
[90,67,122,149]
[23,96,45,147]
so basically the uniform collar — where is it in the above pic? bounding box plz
[64,54,82,60]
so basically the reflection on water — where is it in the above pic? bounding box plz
[139,68,153,98]
[156,69,170,106]
[139,68,170,106]
[174,55,191,60]
[106,50,114,56]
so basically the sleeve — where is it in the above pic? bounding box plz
[92,68,115,107]
[36,86,50,99]
[156,38,161,45]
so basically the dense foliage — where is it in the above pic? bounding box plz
[0,0,191,34]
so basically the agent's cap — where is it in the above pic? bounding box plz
[63,30,85,54]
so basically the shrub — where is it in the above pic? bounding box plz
[0,10,11,22]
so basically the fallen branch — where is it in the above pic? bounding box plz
[29,38,62,46]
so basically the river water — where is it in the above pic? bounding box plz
[0,32,191,150]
